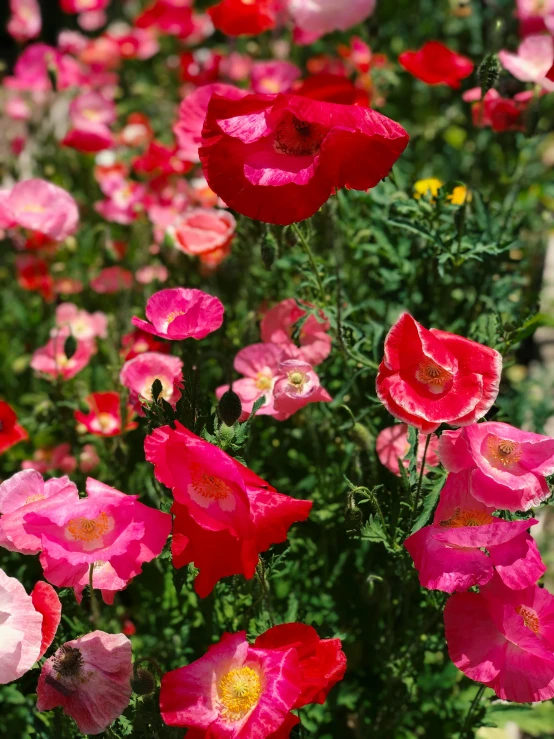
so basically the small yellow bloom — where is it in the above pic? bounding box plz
[413,178,443,200]
[448,185,471,205]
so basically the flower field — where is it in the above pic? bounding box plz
[1,0,554,737]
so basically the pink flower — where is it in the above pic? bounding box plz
[60,0,110,11]
[0,469,79,554]
[5,97,31,121]
[444,575,554,702]
[135,264,169,284]
[405,471,545,593]
[55,302,107,341]
[272,359,332,418]
[439,422,554,512]
[90,266,133,293]
[170,208,236,266]
[4,179,79,242]
[5,44,84,93]
[174,83,246,163]
[22,478,171,601]
[260,298,331,365]
[79,444,100,473]
[95,182,146,225]
[37,630,132,735]
[22,444,77,476]
[376,313,502,434]
[499,35,554,91]
[287,0,377,44]
[146,423,312,596]
[31,327,95,381]
[160,631,301,736]
[376,424,440,476]
[69,91,116,127]
[77,9,107,30]
[7,0,41,42]
[75,392,137,437]
[0,568,61,684]
[251,61,302,94]
[120,328,170,361]
[132,287,224,341]
[516,0,554,36]
[119,351,183,411]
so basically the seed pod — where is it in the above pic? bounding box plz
[131,667,156,696]
[151,378,163,403]
[217,388,242,427]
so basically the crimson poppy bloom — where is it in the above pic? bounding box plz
[376,313,502,434]
[208,0,278,36]
[199,93,409,225]
[399,41,474,89]
[0,402,28,455]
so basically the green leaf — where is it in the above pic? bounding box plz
[410,471,447,534]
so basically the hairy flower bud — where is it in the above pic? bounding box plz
[261,231,279,270]
[131,667,156,696]
[217,388,242,426]
[478,54,501,97]
[351,422,373,452]
[64,333,77,360]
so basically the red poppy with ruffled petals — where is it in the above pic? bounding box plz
[208,0,278,36]
[376,313,502,434]
[199,93,409,225]
[254,623,347,707]
[0,402,28,455]
[120,328,170,361]
[399,41,474,89]
[16,255,54,302]
[75,392,137,437]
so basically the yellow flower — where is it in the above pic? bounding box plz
[413,178,443,200]
[448,185,471,205]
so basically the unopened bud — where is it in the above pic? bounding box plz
[217,389,242,426]
[131,667,156,696]
[64,334,77,360]
[345,492,363,530]
[151,378,163,402]
[478,54,501,97]
[261,232,278,270]
[351,422,373,452]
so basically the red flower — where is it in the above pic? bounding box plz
[74,392,137,437]
[16,254,54,302]
[208,0,278,36]
[254,623,347,708]
[135,0,194,38]
[179,50,221,85]
[132,140,192,178]
[293,73,370,106]
[199,93,409,225]
[376,313,502,434]
[0,401,28,455]
[120,328,170,361]
[399,41,474,89]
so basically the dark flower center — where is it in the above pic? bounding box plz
[273,112,327,157]
[53,645,84,678]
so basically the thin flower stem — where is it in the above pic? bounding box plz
[292,222,326,304]
[88,563,100,625]
[460,684,486,738]
[409,433,432,529]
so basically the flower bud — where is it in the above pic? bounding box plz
[131,667,156,696]
[351,422,373,452]
[217,389,242,426]
[261,231,278,270]
[64,334,78,360]
[478,54,501,97]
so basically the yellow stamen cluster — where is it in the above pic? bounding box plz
[66,512,110,542]
[190,467,231,501]
[516,605,540,634]
[440,507,495,528]
[415,360,452,393]
[25,493,46,505]
[487,435,522,467]
[255,372,273,392]
[219,666,262,721]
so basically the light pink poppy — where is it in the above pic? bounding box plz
[405,471,545,593]
[272,359,332,419]
[0,569,61,685]
[55,302,108,341]
[376,424,440,476]
[78,9,107,30]
[445,575,554,702]
[216,342,289,421]
[37,630,132,735]
[516,0,554,35]
[90,266,133,293]
[79,444,100,474]
[31,327,95,381]
[287,0,377,43]
[261,298,332,366]
[75,392,137,437]
[22,443,77,476]
[439,422,554,512]
[119,351,184,411]
[5,179,79,242]
[95,181,146,225]
[132,287,224,341]
[135,264,169,284]
[7,0,41,43]
[5,97,32,121]
[174,83,247,163]
[0,469,79,555]
[251,61,301,94]
[499,35,554,91]
[171,208,236,263]
[160,631,301,736]
[69,91,116,128]
[22,478,171,600]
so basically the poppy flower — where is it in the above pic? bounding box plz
[79,444,100,474]
[135,0,194,38]
[37,630,132,735]
[444,575,554,702]
[21,444,77,476]
[75,392,137,437]
[199,93,409,225]
[60,0,109,11]
[251,61,302,95]
[4,43,83,93]
[208,0,278,36]
[399,41,474,89]
[179,50,222,85]
[16,254,54,301]
[288,0,377,44]
[254,623,347,707]
[499,35,554,91]
[132,287,224,341]
[261,298,331,366]
[439,422,554,512]
[463,88,533,133]
[90,266,133,293]
[272,359,332,418]
[171,208,236,265]
[293,73,370,106]
[0,401,28,455]
[516,0,554,36]
[21,477,172,601]
[376,424,440,477]
[62,123,115,153]
[7,0,41,42]
[120,351,183,412]
[404,471,545,593]
[0,469,79,555]
[120,328,170,361]
[0,568,61,685]
[376,313,502,434]
[55,303,107,342]
[4,179,79,242]
[145,423,312,596]
[132,140,191,178]
[31,327,95,381]
[160,631,300,736]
